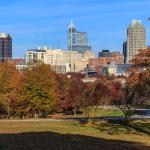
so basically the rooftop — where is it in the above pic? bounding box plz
[0,33,10,38]
[129,19,145,28]
[68,19,76,29]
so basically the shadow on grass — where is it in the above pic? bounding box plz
[125,121,150,135]
[94,120,150,136]
[0,131,150,150]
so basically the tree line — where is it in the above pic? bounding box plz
[0,48,150,121]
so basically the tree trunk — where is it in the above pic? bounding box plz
[124,111,132,123]
[34,112,38,119]
[73,107,76,116]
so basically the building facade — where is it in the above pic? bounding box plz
[0,33,12,62]
[89,51,123,74]
[125,20,146,63]
[99,50,110,57]
[103,64,132,76]
[98,50,122,58]
[25,49,46,64]
[123,41,127,63]
[13,58,27,70]
[68,20,92,53]
[25,47,95,73]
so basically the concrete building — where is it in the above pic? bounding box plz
[0,33,12,62]
[103,63,132,76]
[13,58,27,70]
[68,20,92,53]
[99,50,122,58]
[99,50,110,57]
[125,20,146,63]
[88,51,123,74]
[25,49,46,64]
[25,47,95,73]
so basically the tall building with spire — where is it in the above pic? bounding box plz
[0,33,12,62]
[67,20,92,53]
[124,20,146,63]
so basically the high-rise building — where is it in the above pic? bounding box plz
[123,41,127,63]
[125,20,146,63]
[68,20,92,53]
[0,33,12,62]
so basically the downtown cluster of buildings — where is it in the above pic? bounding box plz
[0,19,147,76]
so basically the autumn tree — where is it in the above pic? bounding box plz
[110,48,150,121]
[110,81,139,121]
[81,78,109,123]
[16,63,58,118]
[131,48,150,68]
[0,62,21,118]
[110,74,150,122]
[56,73,85,115]
[130,48,150,101]
[56,74,71,113]
[65,74,86,115]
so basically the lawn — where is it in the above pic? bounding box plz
[0,119,150,150]
[51,108,124,119]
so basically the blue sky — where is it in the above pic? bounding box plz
[0,0,150,57]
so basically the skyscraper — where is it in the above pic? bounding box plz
[125,20,146,63]
[0,33,12,62]
[68,20,92,53]
[123,41,127,63]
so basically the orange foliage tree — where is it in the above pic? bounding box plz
[16,63,58,118]
[81,78,109,123]
[110,48,150,121]
[0,62,21,118]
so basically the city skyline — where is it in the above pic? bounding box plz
[0,0,150,57]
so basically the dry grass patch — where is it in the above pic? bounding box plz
[0,119,149,150]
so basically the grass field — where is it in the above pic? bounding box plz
[51,109,124,119]
[0,119,150,150]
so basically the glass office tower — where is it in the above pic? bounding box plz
[0,33,12,62]
[68,20,92,53]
